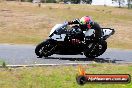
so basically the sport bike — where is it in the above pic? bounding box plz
[35,22,115,58]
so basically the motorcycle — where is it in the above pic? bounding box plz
[35,22,115,58]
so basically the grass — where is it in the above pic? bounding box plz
[0,64,132,88]
[0,1,132,49]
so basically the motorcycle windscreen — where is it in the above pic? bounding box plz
[50,24,63,35]
[50,24,68,35]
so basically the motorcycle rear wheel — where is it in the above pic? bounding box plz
[84,41,107,58]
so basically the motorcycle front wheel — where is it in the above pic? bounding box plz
[35,39,56,58]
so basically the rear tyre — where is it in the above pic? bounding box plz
[84,41,107,58]
[35,39,56,58]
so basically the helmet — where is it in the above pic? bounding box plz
[79,16,93,29]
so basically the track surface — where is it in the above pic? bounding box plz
[0,44,132,65]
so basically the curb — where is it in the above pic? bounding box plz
[0,63,91,68]
[0,62,132,68]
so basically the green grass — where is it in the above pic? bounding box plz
[0,2,132,49]
[0,64,132,88]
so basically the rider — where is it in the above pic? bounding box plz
[67,16,102,42]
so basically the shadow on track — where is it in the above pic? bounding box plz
[43,56,123,63]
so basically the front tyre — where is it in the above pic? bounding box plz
[84,41,107,58]
[35,39,56,58]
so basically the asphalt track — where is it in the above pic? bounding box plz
[0,44,132,65]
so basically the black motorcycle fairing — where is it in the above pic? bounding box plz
[54,41,84,55]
